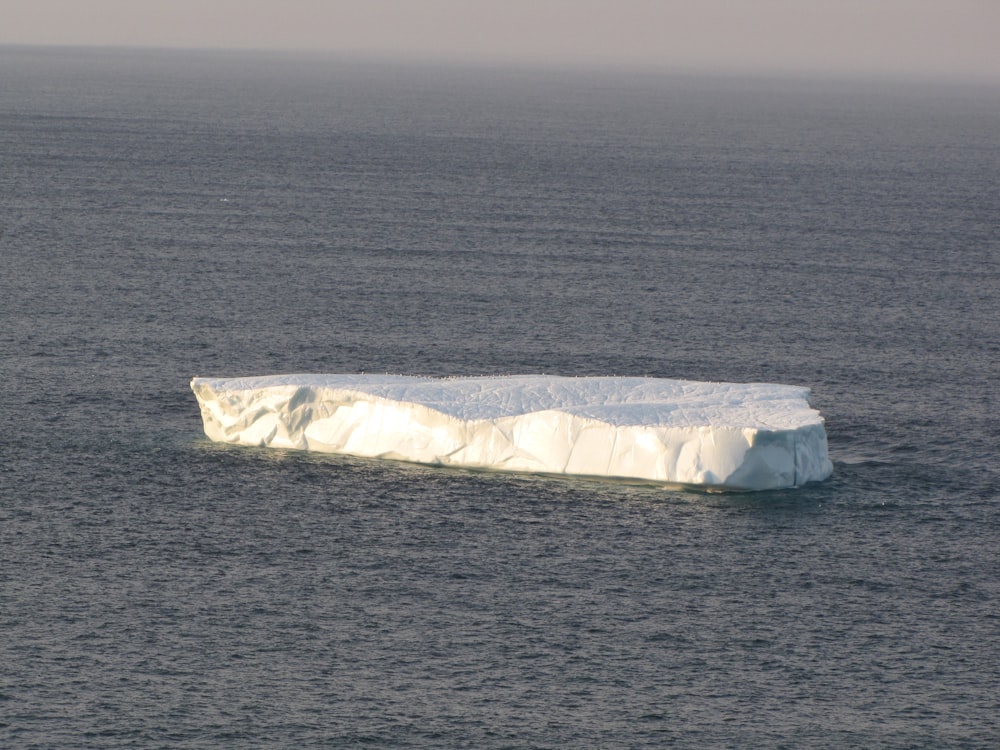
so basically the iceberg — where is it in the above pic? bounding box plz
[190,374,833,491]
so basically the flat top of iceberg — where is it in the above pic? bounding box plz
[192,374,821,431]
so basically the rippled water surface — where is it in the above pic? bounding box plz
[2,47,999,748]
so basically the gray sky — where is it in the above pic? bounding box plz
[4,0,1000,81]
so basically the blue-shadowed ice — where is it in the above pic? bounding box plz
[191,374,832,491]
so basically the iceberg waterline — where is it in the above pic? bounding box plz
[190,374,833,491]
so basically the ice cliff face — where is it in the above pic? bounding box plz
[190,374,833,491]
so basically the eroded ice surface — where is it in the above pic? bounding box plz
[190,374,833,490]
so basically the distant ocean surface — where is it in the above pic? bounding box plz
[2,46,998,748]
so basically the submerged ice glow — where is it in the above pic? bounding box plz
[191,374,833,490]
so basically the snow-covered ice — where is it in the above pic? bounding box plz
[190,374,833,491]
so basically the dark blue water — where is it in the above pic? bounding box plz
[2,46,998,748]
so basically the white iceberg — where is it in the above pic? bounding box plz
[190,374,833,491]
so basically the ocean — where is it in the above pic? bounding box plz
[1,46,998,748]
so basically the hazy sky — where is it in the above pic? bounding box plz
[4,0,1000,81]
